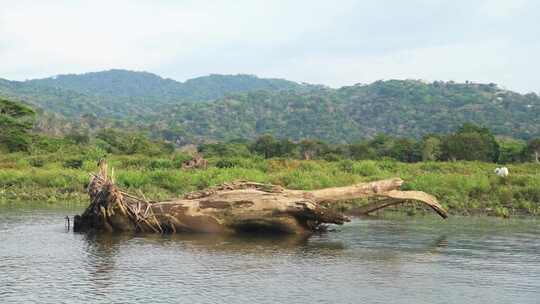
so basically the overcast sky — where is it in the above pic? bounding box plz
[1,0,539,92]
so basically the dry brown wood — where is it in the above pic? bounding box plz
[74,161,447,234]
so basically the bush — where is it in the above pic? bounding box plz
[117,171,151,188]
[149,159,174,170]
[338,160,354,173]
[83,146,107,162]
[351,161,380,176]
[29,157,45,168]
[172,153,193,167]
[63,158,84,169]
[377,158,398,171]
[517,186,540,203]
[298,161,323,172]
[323,153,342,162]
[494,206,509,218]
[216,158,237,168]
[0,131,32,152]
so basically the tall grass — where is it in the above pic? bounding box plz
[1,152,539,216]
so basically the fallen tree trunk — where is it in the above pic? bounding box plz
[74,162,447,234]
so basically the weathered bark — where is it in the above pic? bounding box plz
[74,162,447,234]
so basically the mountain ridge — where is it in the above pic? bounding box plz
[1,70,539,143]
[25,69,317,100]
[147,79,540,143]
[0,69,318,119]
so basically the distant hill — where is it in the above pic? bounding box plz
[147,80,540,143]
[0,70,317,118]
[26,69,315,101]
[2,70,540,143]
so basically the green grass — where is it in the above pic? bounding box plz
[1,153,539,216]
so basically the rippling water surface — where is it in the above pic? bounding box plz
[1,203,539,303]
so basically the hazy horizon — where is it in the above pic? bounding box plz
[1,68,529,92]
[1,0,539,93]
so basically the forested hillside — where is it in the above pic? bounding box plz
[26,69,314,100]
[0,70,316,119]
[149,80,540,143]
[2,71,540,143]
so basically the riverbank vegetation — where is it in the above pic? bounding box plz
[1,151,539,217]
[1,98,539,217]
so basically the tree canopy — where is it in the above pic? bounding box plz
[2,74,540,143]
[0,98,35,152]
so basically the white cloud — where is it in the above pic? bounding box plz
[0,0,539,92]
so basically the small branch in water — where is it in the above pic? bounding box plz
[65,216,70,231]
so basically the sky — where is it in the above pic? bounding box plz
[1,0,539,93]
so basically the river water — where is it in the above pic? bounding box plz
[1,203,539,303]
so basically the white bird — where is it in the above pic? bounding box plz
[494,167,509,177]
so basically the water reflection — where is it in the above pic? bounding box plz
[2,209,539,304]
[82,233,126,293]
[77,226,453,285]
[80,231,346,258]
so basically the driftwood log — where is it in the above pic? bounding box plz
[74,162,447,234]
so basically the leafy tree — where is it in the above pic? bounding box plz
[442,123,500,162]
[527,138,540,163]
[349,141,377,160]
[96,128,173,155]
[0,99,35,152]
[65,131,90,145]
[298,140,317,160]
[369,134,396,158]
[390,138,421,163]
[250,135,278,158]
[198,142,251,158]
[421,136,442,161]
[497,138,526,163]
[275,139,297,158]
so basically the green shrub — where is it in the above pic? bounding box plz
[117,171,151,188]
[494,206,509,218]
[63,158,84,169]
[338,160,354,173]
[172,153,193,167]
[149,159,174,170]
[497,188,514,204]
[351,161,380,176]
[28,157,45,168]
[298,161,323,172]
[216,158,237,168]
[516,186,540,203]
[323,153,342,162]
[118,156,151,169]
[377,158,398,171]
[83,146,107,161]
